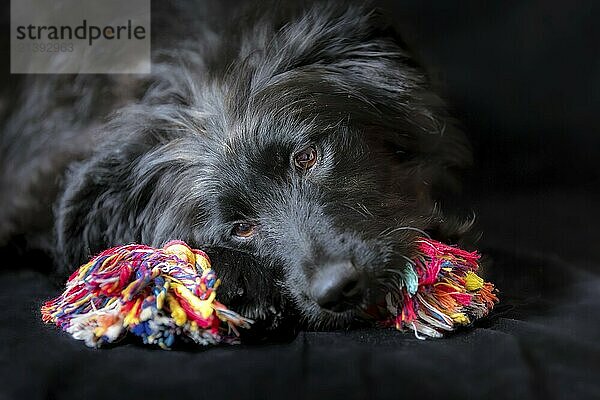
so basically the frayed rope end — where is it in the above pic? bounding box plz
[41,241,253,349]
[387,238,499,339]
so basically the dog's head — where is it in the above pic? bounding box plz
[57,4,470,330]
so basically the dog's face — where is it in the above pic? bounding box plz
[56,4,470,330]
[195,104,430,328]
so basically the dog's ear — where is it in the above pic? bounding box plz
[55,128,150,271]
[54,106,207,272]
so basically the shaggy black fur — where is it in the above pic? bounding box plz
[0,1,471,331]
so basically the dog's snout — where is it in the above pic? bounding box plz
[309,261,365,312]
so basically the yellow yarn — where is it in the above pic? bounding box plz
[163,242,196,264]
[123,298,142,327]
[172,282,215,319]
[465,271,485,291]
[167,293,187,326]
[195,255,211,271]
[450,313,470,325]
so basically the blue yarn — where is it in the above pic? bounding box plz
[403,262,419,295]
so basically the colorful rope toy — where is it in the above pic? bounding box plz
[42,238,498,348]
[384,237,498,339]
[41,241,252,349]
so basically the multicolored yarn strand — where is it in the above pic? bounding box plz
[41,241,252,349]
[42,237,498,348]
[384,237,498,339]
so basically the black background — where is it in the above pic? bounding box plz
[384,0,599,192]
[1,1,599,399]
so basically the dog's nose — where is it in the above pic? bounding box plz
[310,261,365,312]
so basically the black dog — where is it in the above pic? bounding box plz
[0,1,471,331]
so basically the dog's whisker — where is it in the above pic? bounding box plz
[356,202,374,217]
[342,204,370,219]
[400,254,416,267]
[379,226,431,239]
[382,268,404,276]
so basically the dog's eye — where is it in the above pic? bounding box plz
[231,222,256,238]
[294,146,317,170]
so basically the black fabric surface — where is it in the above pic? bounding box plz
[2,1,599,399]
[2,190,599,400]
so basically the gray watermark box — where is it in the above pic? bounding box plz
[11,0,151,74]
